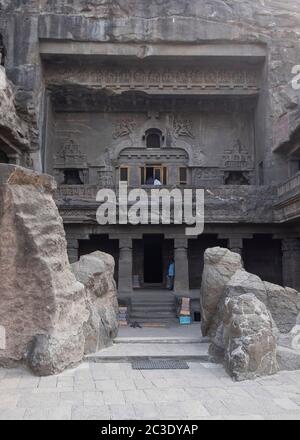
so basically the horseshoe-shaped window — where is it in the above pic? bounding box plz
[144,129,164,149]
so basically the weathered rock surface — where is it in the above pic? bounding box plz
[71,251,119,354]
[277,314,300,371]
[0,164,89,375]
[200,247,243,337]
[0,66,29,148]
[201,248,300,338]
[222,294,278,381]
[202,247,300,379]
[264,282,300,334]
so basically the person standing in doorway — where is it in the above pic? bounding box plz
[167,257,175,290]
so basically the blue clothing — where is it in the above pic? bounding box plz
[168,262,175,277]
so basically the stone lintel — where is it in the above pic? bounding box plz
[40,41,266,59]
[218,233,253,241]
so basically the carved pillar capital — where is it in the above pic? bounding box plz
[174,237,188,249]
[282,238,300,253]
[119,238,133,250]
[282,238,300,291]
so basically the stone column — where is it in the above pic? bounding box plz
[282,238,300,291]
[67,239,79,264]
[228,237,244,256]
[174,238,189,296]
[118,238,133,295]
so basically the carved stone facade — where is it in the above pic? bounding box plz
[45,64,261,95]
[2,0,300,309]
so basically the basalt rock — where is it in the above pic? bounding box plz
[202,247,300,379]
[222,294,278,381]
[71,251,119,354]
[277,314,300,371]
[0,66,29,149]
[200,247,243,337]
[0,165,89,375]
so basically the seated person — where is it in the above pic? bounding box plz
[146,176,154,185]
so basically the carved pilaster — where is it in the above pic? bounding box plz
[282,238,300,291]
[174,238,189,295]
[118,238,133,295]
[66,239,79,264]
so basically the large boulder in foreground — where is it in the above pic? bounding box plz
[0,165,89,375]
[224,270,300,334]
[201,248,300,337]
[71,252,119,354]
[277,314,300,371]
[201,247,300,379]
[222,294,278,381]
[200,247,243,337]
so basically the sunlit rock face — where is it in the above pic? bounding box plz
[0,66,29,148]
[201,247,300,380]
[0,165,88,375]
[71,251,119,354]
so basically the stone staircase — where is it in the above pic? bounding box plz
[129,292,177,326]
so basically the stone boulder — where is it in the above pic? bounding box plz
[200,247,243,337]
[224,270,300,334]
[221,294,278,381]
[201,248,300,338]
[0,165,89,375]
[201,247,300,379]
[277,314,300,371]
[264,282,300,334]
[71,252,119,354]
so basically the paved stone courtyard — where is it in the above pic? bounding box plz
[1,362,300,420]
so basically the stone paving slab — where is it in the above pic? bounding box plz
[0,363,300,420]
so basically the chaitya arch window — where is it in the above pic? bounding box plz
[144,129,164,149]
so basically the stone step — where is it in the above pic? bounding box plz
[114,336,208,344]
[85,342,210,363]
[131,300,175,306]
[131,304,176,309]
[129,319,178,326]
[130,311,177,318]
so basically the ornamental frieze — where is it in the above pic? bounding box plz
[45,65,260,93]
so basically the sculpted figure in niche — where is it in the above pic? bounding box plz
[113,118,136,139]
[173,117,194,139]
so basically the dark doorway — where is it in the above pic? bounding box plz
[243,235,283,285]
[143,235,163,284]
[188,235,228,289]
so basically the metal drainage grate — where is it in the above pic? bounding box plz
[131,360,190,370]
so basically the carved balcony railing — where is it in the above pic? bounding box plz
[55,184,277,225]
[274,172,300,222]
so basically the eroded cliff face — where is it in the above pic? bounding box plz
[0,65,29,150]
[0,0,299,174]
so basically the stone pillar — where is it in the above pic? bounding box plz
[118,238,133,295]
[67,239,79,264]
[282,238,300,291]
[228,237,244,256]
[174,238,189,296]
